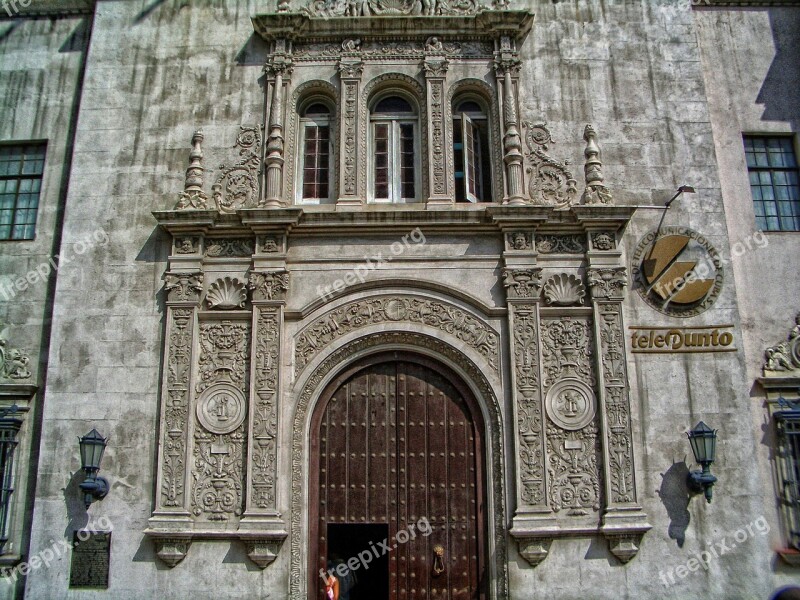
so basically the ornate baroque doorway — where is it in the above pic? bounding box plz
[309,353,487,600]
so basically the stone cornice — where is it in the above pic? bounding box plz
[153,204,637,236]
[251,11,534,44]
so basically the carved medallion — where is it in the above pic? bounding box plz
[196,383,247,435]
[545,379,596,431]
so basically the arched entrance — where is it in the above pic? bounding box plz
[308,352,487,600]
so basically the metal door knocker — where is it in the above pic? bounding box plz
[432,544,445,577]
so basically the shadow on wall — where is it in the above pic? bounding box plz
[62,470,91,540]
[656,460,691,548]
[759,10,800,131]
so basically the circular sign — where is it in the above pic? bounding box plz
[631,226,723,317]
[196,383,246,435]
[545,379,596,431]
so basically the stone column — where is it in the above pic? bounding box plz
[587,266,651,563]
[501,227,557,566]
[237,268,290,567]
[149,271,204,565]
[495,36,525,206]
[264,44,293,208]
[424,52,451,207]
[337,56,364,206]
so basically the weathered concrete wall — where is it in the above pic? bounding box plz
[4,0,796,599]
[0,13,87,600]
[695,4,800,595]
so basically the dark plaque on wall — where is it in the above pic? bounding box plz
[69,531,111,588]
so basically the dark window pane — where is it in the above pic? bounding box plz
[374,96,414,114]
[304,103,330,117]
[0,143,46,241]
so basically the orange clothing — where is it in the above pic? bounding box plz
[325,575,339,600]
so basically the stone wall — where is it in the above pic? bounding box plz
[0,1,794,598]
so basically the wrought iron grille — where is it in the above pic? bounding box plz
[0,413,21,555]
[776,401,800,550]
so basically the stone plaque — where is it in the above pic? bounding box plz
[69,531,111,589]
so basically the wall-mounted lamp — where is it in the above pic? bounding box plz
[687,421,717,503]
[78,429,109,509]
[664,185,696,209]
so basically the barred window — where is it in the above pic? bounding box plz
[0,409,21,555]
[0,143,46,241]
[744,136,799,231]
[298,103,333,203]
[776,400,800,550]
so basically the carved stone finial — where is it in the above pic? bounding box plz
[517,537,552,567]
[154,537,191,567]
[277,0,290,12]
[763,312,800,374]
[175,130,209,210]
[581,124,613,205]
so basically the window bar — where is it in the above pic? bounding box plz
[0,413,21,555]
[777,409,800,550]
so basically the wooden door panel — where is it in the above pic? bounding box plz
[314,359,482,600]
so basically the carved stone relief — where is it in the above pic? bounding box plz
[205,277,248,310]
[304,0,500,17]
[212,127,263,213]
[294,296,500,375]
[511,304,545,507]
[250,306,281,510]
[0,329,31,381]
[290,331,507,600]
[160,308,193,508]
[591,232,616,251]
[540,316,601,517]
[535,234,586,254]
[764,313,800,373]
[165,273,204,303]
[506,231,532,251]
[521,122,578,208]
[542,273,586,307]
[597,303,635,504]
[192,321,250,522]
[248,271,289,302]
[205,238,254,258]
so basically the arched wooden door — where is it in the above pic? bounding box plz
[309,354,486,600]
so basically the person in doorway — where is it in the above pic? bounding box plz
[324,561,339,600]
[327,555,356,600]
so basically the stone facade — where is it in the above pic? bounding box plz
[0,1,798,599]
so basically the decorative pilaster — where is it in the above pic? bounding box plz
[264,44,293,208]
[153,272,203,523]
[337,54,364,206]
[587,267,651,562]
[424,41,451,206]
[238,270,289,562]
[503,266,556,565]
[495,37,524,206]
[581,125,613,205]
[175,131,208,210]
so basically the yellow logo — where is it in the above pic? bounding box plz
[632,227,723,317]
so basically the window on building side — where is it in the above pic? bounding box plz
[744,136,799,231]
[453,100,492,203]
[299,103,332,203]
[776,403,800,550]
[0,410,21,555]
[0,143,46,240]
[369,95,419,203]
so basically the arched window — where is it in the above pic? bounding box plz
[369,95,419,203]
[298,101,333,203]
[453,99,492,203]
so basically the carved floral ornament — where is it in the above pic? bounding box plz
[763,312,800,374]
[303,0,508,17]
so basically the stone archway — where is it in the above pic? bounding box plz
[289,332,508,600]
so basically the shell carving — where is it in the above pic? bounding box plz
[543,273,586,306]
[205,277,247,310]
